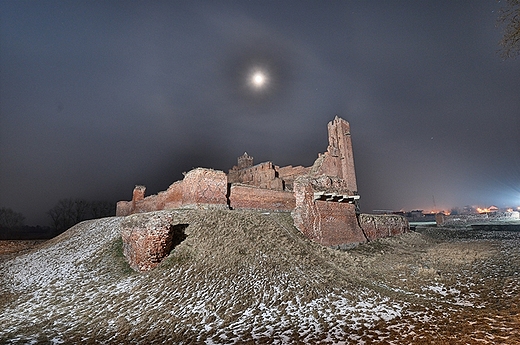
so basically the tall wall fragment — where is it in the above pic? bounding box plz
[310,116,357,192]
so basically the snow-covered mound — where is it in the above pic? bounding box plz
[1,210,519,344]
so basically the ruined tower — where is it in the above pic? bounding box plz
[237,152,253,169]
[310,116,357,192]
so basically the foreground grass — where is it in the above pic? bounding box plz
[0,210,519,344]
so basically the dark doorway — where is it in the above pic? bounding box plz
[170,223,188,249]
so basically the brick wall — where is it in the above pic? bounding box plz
[358,214,409,241]
[228,161,284,190]
[161,181,184,210]
[116,168,228,216]
[120,212,176,271]
[181,168,228,209]
[292,175,366,247]
[276,165,310,191]
[229,184,295,211]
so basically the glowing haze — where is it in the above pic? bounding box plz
[0,1,519,225]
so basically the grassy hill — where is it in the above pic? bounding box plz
[1,209,519,344]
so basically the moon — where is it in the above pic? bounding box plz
[250,70,268,89]
[222,41,293,106]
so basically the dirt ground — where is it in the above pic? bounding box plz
[342,226,520,344]
[0,240,45,256]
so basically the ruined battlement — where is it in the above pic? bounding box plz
[117,116,408,265]
[228,160,284,191]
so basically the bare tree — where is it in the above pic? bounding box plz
[498,0,520,59]
[48,199,115,232]
[0,207,25,228]
[90,201,115,219]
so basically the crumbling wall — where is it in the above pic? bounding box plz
[276,165,310,191]
[116,200,132,217]
[116,168,228,216]
[116,185,146,216]
[310,116,357,192]
[229,184,295,211]
[116,116,410,251]
[292,175,366,247]
[181,168,228,209]
[160,181,184,210]
[120,212,177,271]
[228,161,284,190]
[358,214,409,241]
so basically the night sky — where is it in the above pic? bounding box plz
[1,1,519,226]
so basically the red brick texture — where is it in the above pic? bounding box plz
[181,168,228,209]
[228,161,284,190]
[116,168,227,216]
[229,184,295,211]
[116,117,410,253]
[358,214,409,241]
[160,181,184,210]
[276,165,310,191]
[310,116,357,192]
[292,175,366,247]
[115,201,131,217]
[120,212,176,271]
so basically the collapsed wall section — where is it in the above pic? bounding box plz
[120,212,182,271]
[358,214,409,241]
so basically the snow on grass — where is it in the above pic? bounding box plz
[3,217,122,293]
[1,211,519,344]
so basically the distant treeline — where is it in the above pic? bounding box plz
[0,199,115,240]
[47,199,115,233]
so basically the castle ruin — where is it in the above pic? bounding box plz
[117,116,408,269]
